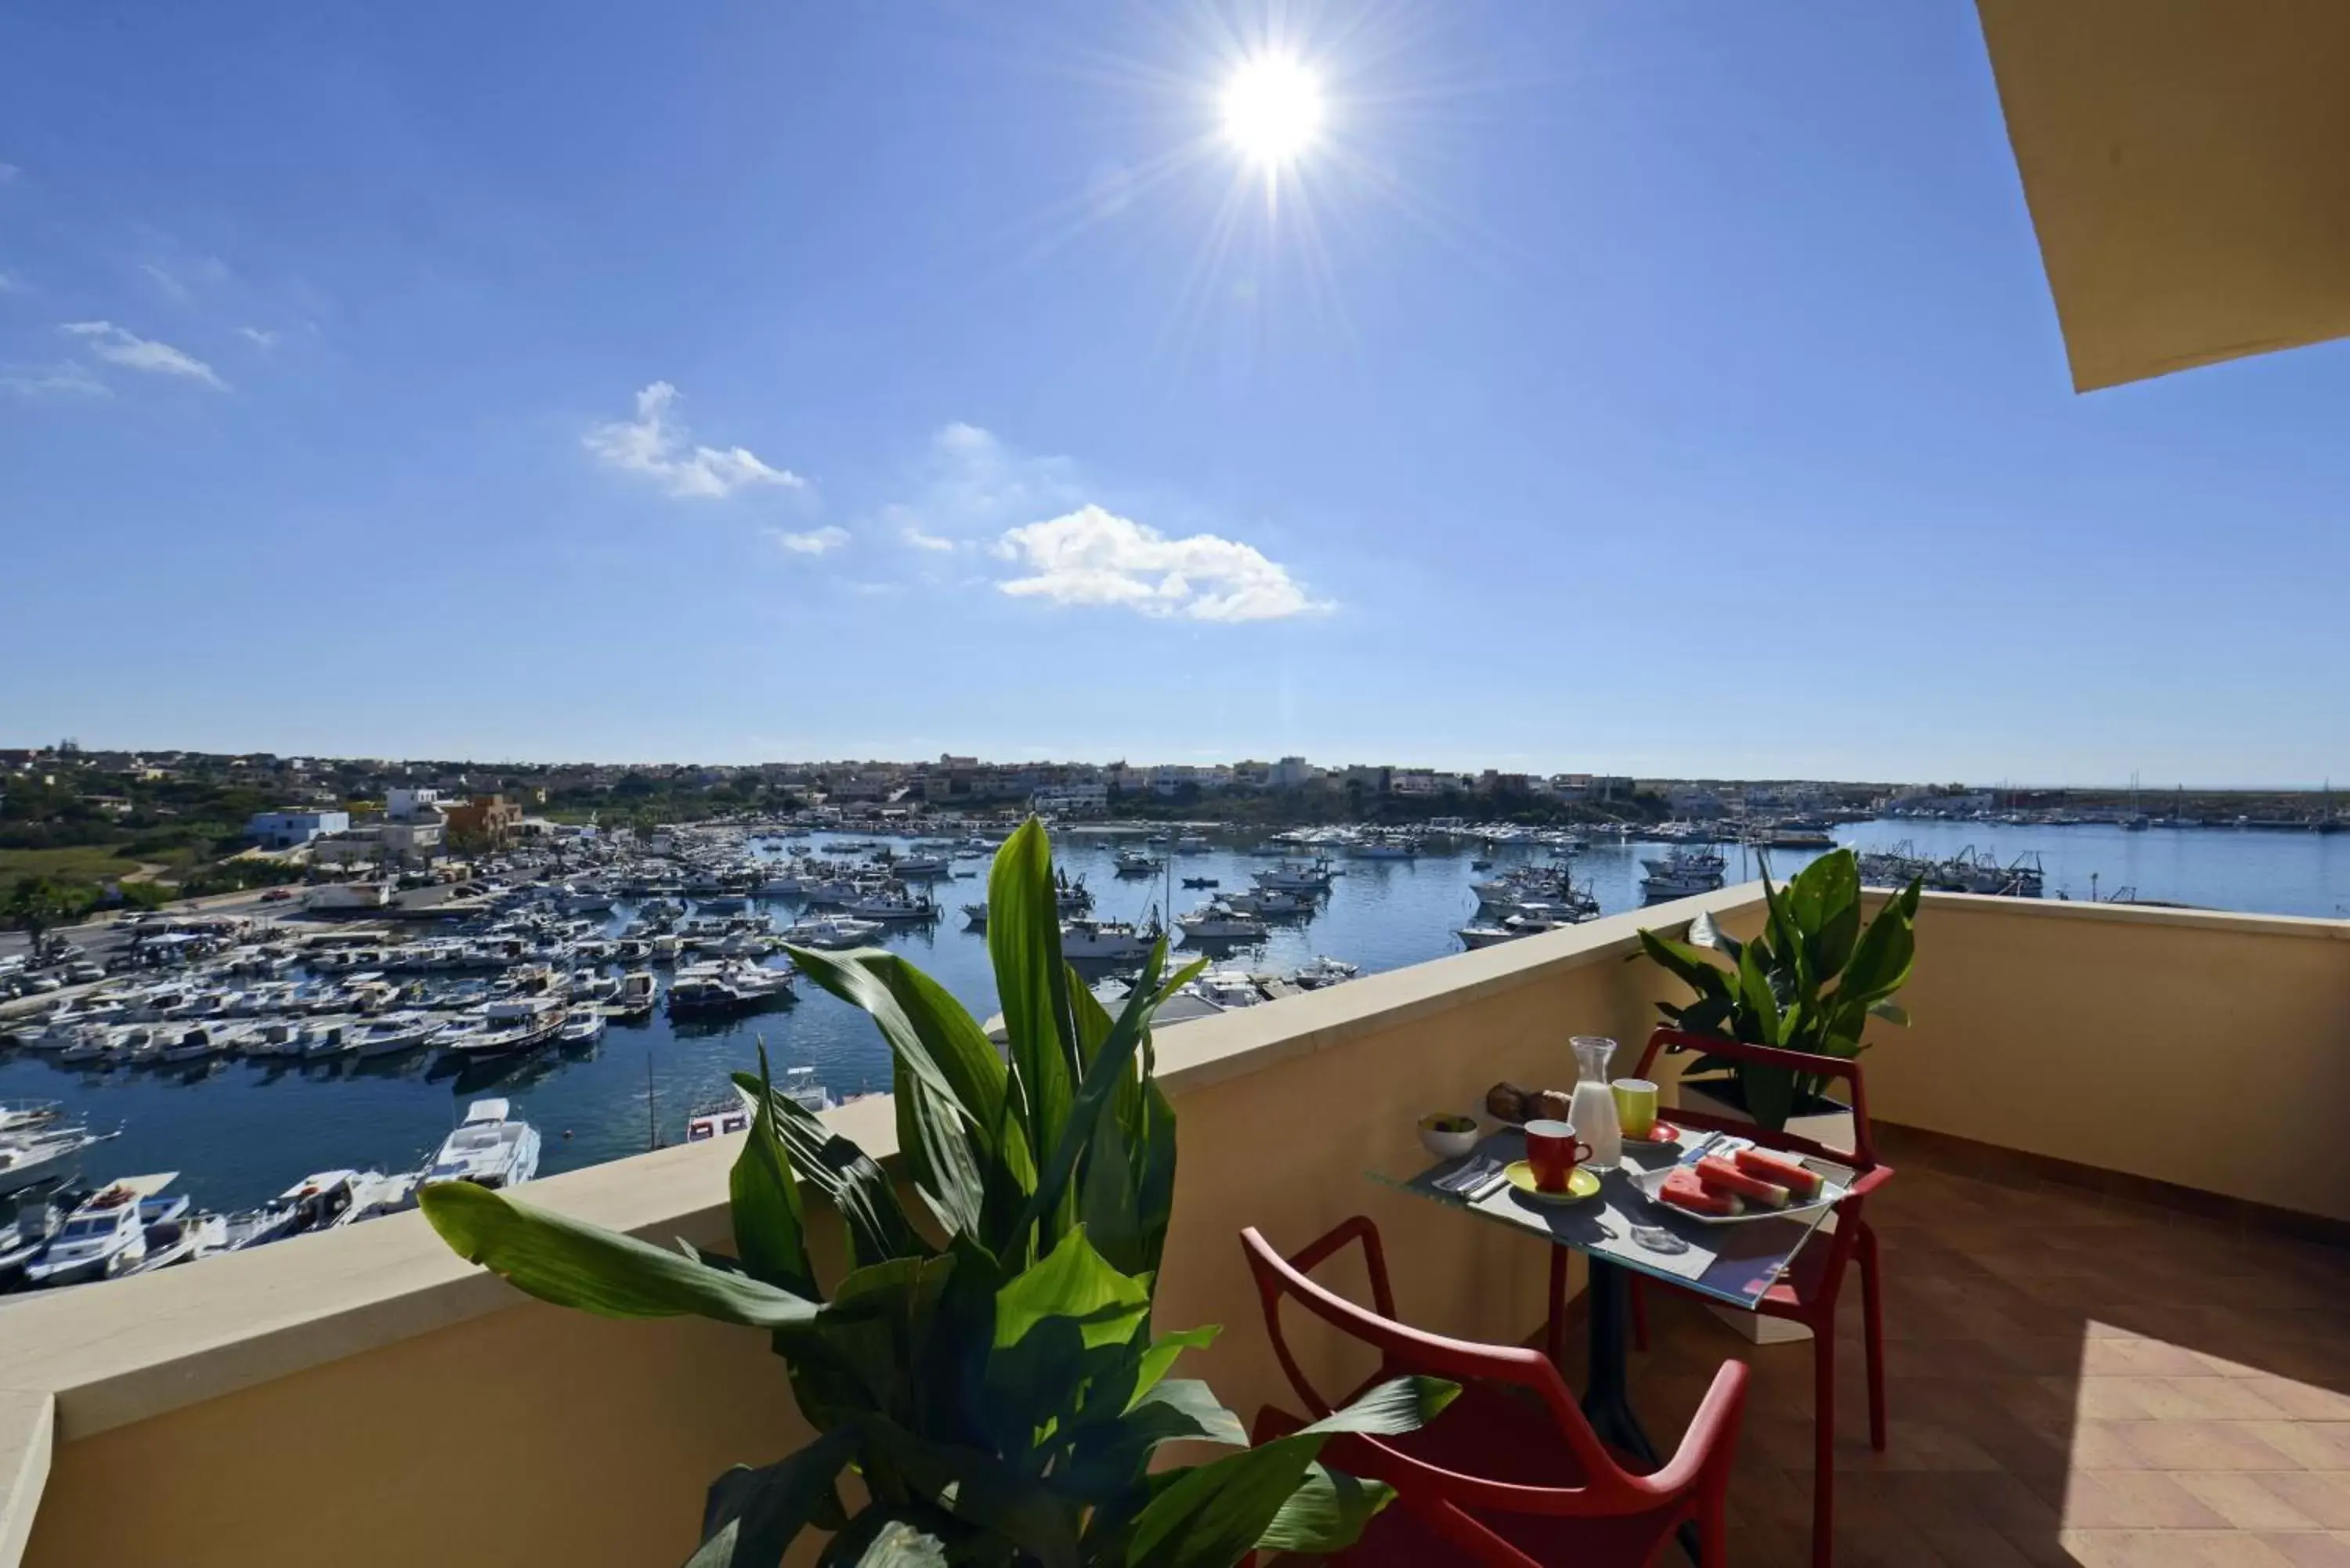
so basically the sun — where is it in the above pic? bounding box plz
[1221,52,1325,168]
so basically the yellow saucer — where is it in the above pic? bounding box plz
[1502,1162,1602,1205]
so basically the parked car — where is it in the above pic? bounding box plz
[260,889,295,903]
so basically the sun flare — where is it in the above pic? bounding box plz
[1221,53,1325,168]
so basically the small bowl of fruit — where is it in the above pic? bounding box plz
[1417,1113,1480,1159]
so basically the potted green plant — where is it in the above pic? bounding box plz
[421,819,1450,1567]
[1635,848,1922,1143]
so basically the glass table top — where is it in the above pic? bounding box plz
[1367,1123,1850,1311]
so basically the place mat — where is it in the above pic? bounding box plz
[1466,1169,1719,1284]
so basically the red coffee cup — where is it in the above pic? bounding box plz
[1524,1119,1593,1192]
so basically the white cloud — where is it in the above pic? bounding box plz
[1,361,108,400]
[59,320,227,389]
[902,522,956,552]
[767,526,850,556]
[994,504,1328,622]
[585,381,805,500]
[237,327,278,349]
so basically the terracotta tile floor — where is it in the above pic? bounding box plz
[1598,1159,2350,1567]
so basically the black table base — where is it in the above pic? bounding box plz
[1549,1249,1703,1564]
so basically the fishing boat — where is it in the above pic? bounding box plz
[1059,919,1156,963]
[1640,846,1727,900]
[421,1100,542,1190]
[439,995,568,1058]
[667,962,796,1015]
[1175,903,1270,941]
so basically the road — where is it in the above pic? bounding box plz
[0,886,298,969]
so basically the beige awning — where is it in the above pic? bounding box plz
[1976,0,2350,391]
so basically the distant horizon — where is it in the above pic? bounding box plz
[9,736,2348,797]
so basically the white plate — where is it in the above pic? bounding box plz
[1629,1141,1846,1227]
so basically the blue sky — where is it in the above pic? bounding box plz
[3,2,2345,786]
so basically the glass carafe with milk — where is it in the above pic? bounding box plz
[1568,1035,1622,1170]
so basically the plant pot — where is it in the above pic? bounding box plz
[1674,1075,1856,1346]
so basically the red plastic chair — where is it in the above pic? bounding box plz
[1626,1028,1894,1568]
[1240,1217,1749,1568]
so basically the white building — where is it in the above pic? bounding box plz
[248,810,349,849]
[1032,782,1109,817]
[1269,756,1319,789]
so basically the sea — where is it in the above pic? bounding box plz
[5,818,2346,1212]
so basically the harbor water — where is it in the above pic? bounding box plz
[4,820,2345,1212]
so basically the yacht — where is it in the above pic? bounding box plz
[0,1100,62,1138]
[1059,919,1155,963]
[884,854,952,878]
[1113,847,1162,876]
[24,1172,178,1287]
[1351,834,1419,860]
[421,1100,542,1190]
[779,915,884,949]
[1175,903,1270,941]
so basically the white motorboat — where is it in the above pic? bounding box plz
[1290,956,1359,989]
[24,1172,178,1287]
[122,1195,225,1275]
[354,1012,436,1058]
[298,1018,360,1060]
[960,902,989,929]
[558,1010,606,1048]
[1175,903,1270,941]
[329,1170,421,1227]
[1350,835,1419,860]
[884,854,952,878]
[685,1099,752,1141]
[422,1100,542,1190]
[0,1100,62,1138]
[163,1022,244,1064]
[0,1125,118,1198]
[1188,969,1264,1010]
[607,970,659,1018]
[1113,848,1162,876]
[1059,919,1155,963]
[779,915,884,949]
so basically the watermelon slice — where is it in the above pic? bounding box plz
[1734,1147,1825,1201]
[1661,1167,1741,1217]
[1695,1154,1790,1209]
